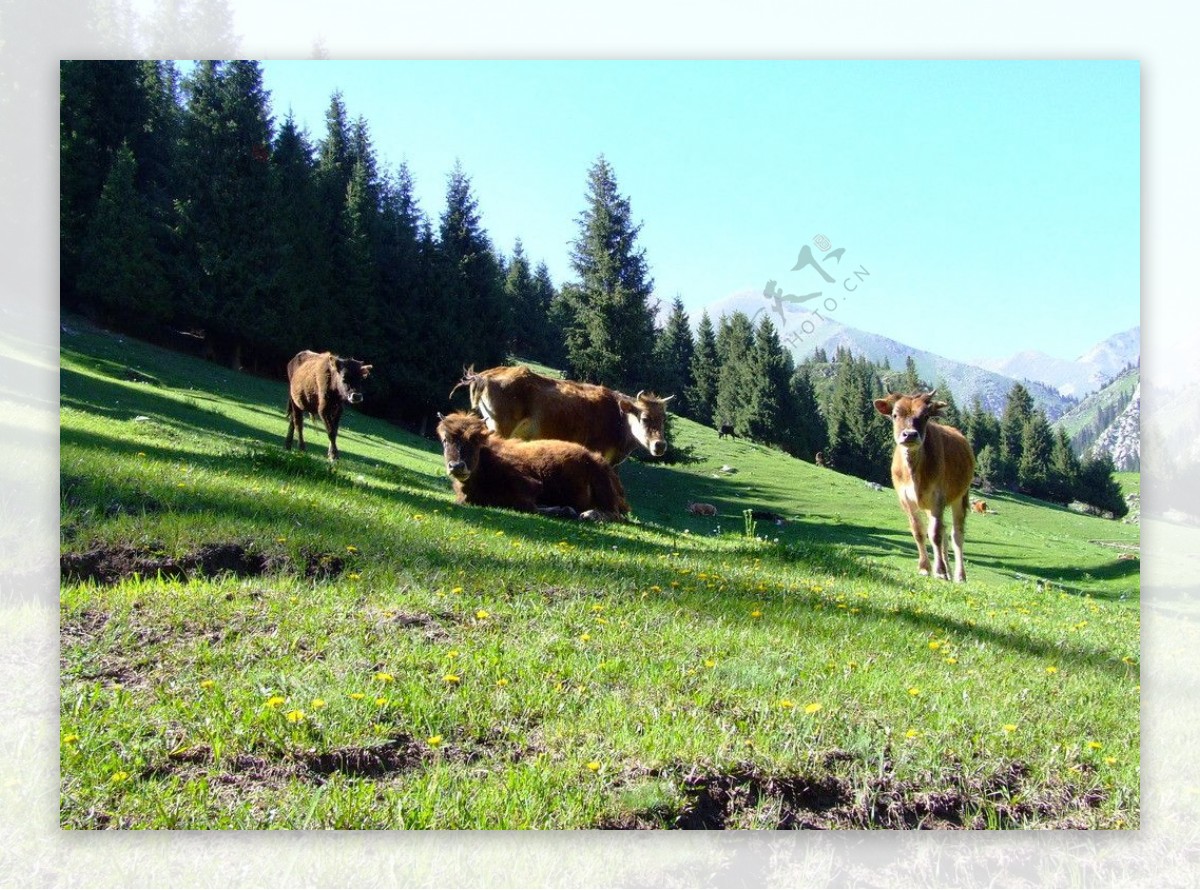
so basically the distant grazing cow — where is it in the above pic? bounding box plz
[687,502,718,516]
[718,423,735,439]
[815,451,828,468]
[972,500,988,514]
[453,365,672,464]
[875,390,976,582]
[435,412,629,521]
[285,350,373,461]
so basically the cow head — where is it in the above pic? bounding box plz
[436,411,489,481]
[875,390,948,449]
[622,391,674,458]
[335,357,373,404]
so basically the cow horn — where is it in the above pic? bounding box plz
[436,412,445,421]
[661,394,675,403]
[636,390,645,401]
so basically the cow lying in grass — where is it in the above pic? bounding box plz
[285,350,372,461]
[875,390,975,582]
[435,412,628,522]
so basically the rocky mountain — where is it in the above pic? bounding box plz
[699,292,1075,419]
[1053,366,1140,469]
[977,326,1140,398]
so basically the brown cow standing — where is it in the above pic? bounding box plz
[285,350,373,461]
[435,412,629,521]
[454,365,672,464]
[874,390,975,582]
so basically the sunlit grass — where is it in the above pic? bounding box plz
[59,320,1139,829]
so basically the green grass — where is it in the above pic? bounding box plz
[60,319,1140,829]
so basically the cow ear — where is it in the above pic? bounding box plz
[874,395,898,416]
[361,364,373,377]
[617,395,637,413]
[929,400,949,415]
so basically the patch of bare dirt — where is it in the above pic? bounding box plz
[58,540,361,586]
[598,757,1107,830]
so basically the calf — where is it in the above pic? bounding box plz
[972,500,988,514]
[686,502,718,516]
[718,423,735,439]
[285,350,372,461]
[435,412,629,521]
[875,390,975,582]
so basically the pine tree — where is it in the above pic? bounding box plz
[529,261,559,363]
[652,296,694,413]
[687,310,720,425]
[77,144,171,329]
[563,155,656,390]
[933,378,962,430]
[504,240,540,357]
[999,382,1035,487]
[714,312,756,434]
[174,60,276,368]
[439,161,507,370]
[900,355,924,393]
[745,316,791,442]
[1078,451,1129,518]
[828,355,891,484]
[976,444,1000,489]
[1049,427,1082,504]
[787,366,828,461]
[1017,410,1055,498]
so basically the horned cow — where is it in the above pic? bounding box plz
[454,365,672,465]
[435,412,628,521]
[874,390,976,582]
[285,350,372,461]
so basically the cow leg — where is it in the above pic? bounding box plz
[902,500,931,575]
[927,500,950,580]
[950,494,968,583]
[285,402,298,450]
[322,411,339,461]
[295,406,307,452]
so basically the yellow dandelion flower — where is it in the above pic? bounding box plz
[586,761,601,772]
[704,659,716,668]
[349,692,365,700]
[475,610,489,620]
[750,609,763,618]
[347,572,361,580]
[285,709,306,723]
[908,687,921,696]
[579,633,591,642]
[375,672,394,683]
[265,695,286,708]
[1087,741,1103,750]
[427,735,444,747]
[1003,724,1017,733]
[1045,666,1058,674]
[778,699,796,709]
[650,585,662,593]
[110,770,130,784]
[447,650,459,659]
[346,545,358,553]
[311,698,326,709]
[63,733,80,745]
[451,586,464,594]
[199,679,215,689]
[496,678,509,687]
[804,702,822,714]
[443,674,461,684]
[1105,756,1117,765]
[905,729,919,739]
[375,696,388,706]
[944,657,958,665]
[928,641,941,650]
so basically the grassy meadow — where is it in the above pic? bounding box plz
[59,320,1140,829]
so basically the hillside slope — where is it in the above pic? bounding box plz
[1054,367,1140,468]
[58,319,1140,830]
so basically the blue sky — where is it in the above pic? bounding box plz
[256,60,1139,364]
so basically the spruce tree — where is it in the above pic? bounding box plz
[1017,410,1055,498]
[439,161,507,370]
[653,296,694,413]
[999,382,1035,487]
[1049,427,1082,504]
[714,312,756,434]
[504,240,539,357]
[900,355,924,393]
[529,261,559,363]
[745,316,791,443]
[1078,451,1129,518]
[563,155,656,390]
[787,366,828,461]
[687,310,720,425]
[77,143,171,329]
